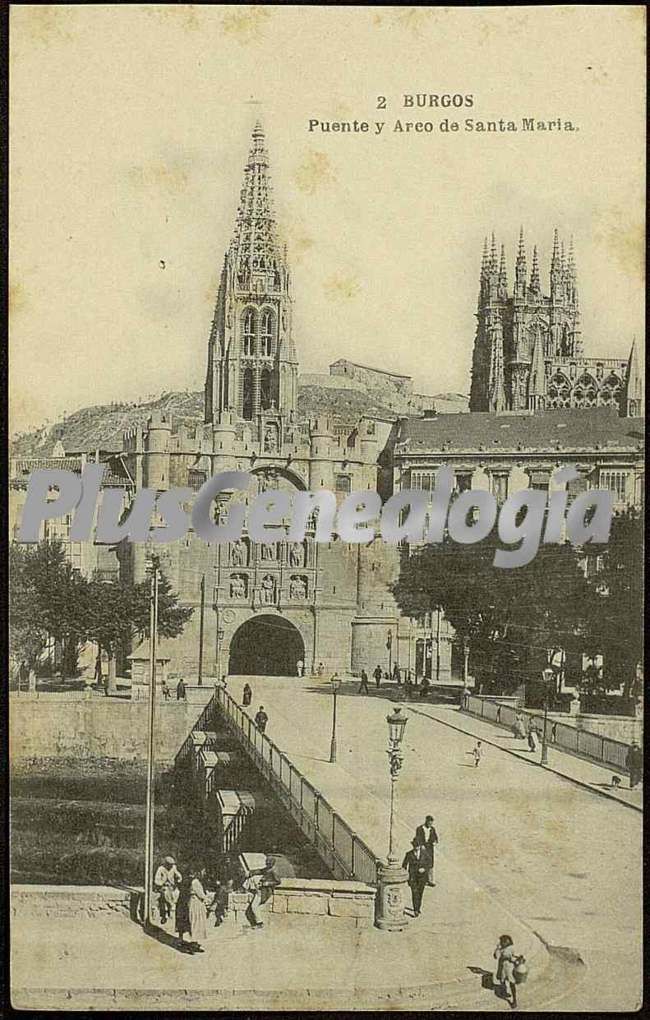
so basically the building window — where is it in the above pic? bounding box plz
[600,470,629,503]
[410,470,436,492]
[455,472,472,493]
[260,309,274,357]
[335,474,351,493]
[242,308,255,357]
[242,367,254,420]
[491,473,508,503]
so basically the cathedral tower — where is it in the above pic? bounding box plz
[205,123,299,426]
[469,230,637,416]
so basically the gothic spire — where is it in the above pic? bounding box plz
[530,245,540,292]
[229,121,283,278]
[490,232,498,272]
[480,236,489,279]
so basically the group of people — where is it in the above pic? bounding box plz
[152,853,279,951]
[152,856,211,952]
[401,815,439,916]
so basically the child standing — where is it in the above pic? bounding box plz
[472,740,483,767]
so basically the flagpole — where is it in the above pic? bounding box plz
[143,559,159,927]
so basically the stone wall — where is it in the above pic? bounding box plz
[9,694,211,763]
[12,879,376,930]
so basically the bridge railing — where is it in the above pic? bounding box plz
[213,685,380,886]
[461,693,633,773]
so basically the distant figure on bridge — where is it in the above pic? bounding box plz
[392,664,402,685]
[402,838,428,916]
[176,677,187,702]
[373,665,383,689]
[358,669,369,694]
[242,683,252,707]
[255,706,269,733]
[626,742,642,788]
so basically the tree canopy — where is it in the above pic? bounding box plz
[10,540,193,674]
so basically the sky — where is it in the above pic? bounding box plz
[9,5,645,435]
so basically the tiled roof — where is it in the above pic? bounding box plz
[396,409,645,453]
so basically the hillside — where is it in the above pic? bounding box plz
[10,383,468,458]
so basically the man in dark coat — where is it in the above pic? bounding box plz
[402,839,428,916]
[415,814,439,886]
[255,706,269,733]
[176,677,187,701]
[358,669,369,694]
[373,665,383,689]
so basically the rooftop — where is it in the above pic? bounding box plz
[395,408,645,453]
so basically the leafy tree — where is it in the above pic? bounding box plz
[85,566,193,674]
[392,530,593,697]
[9,541,90,673]
[582,509,643,702]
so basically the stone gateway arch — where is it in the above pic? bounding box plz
[228,614,305,677]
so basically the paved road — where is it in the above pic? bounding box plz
[229,675,643,1011]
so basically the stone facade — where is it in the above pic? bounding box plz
[469,230,642,416]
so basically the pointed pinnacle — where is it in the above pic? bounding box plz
[551,227,560,263]
[517,226,525,257]
[530,246,540,288]
[490,232,498,270]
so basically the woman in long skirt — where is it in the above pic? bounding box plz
[176,868,208,952]
[188,868,209,951]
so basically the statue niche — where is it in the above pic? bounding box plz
[230,573,248,599]
[289,575,308,601]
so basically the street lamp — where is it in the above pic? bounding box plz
[375,706,410,932]
[540,667,555,766]
[329,675,341,763]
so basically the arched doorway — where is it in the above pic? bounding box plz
[228,615,305,677]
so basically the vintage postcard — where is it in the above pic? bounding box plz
[8,5,644,1012]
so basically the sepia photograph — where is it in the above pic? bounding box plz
[7,5,645,1011]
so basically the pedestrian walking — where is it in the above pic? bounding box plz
[373,665,382,689]
[512,712,526,740]
[242,682,252,707]
[527,719,539,752]
[493,934,519,1009]
[296,658,304,678]
[472,740,483,767]
[161,679,170,701]
[403,673,413,701]
[317,662,325,677]
[402,839,428,916]
[358,669,370,694]
[419,675,431,699]
[244,871,265,928]
[255,706,268,733]
[93,653,102,688]
[153,854,182,926]
[415,814,439,886]
[176,677,187,701]
[626,742,642,788]
[18,660,29,693]
[392,664,402,685]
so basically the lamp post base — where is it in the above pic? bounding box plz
[375,859,410,931]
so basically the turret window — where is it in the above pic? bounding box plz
[242,308,255,357]
[260,309,274,357]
